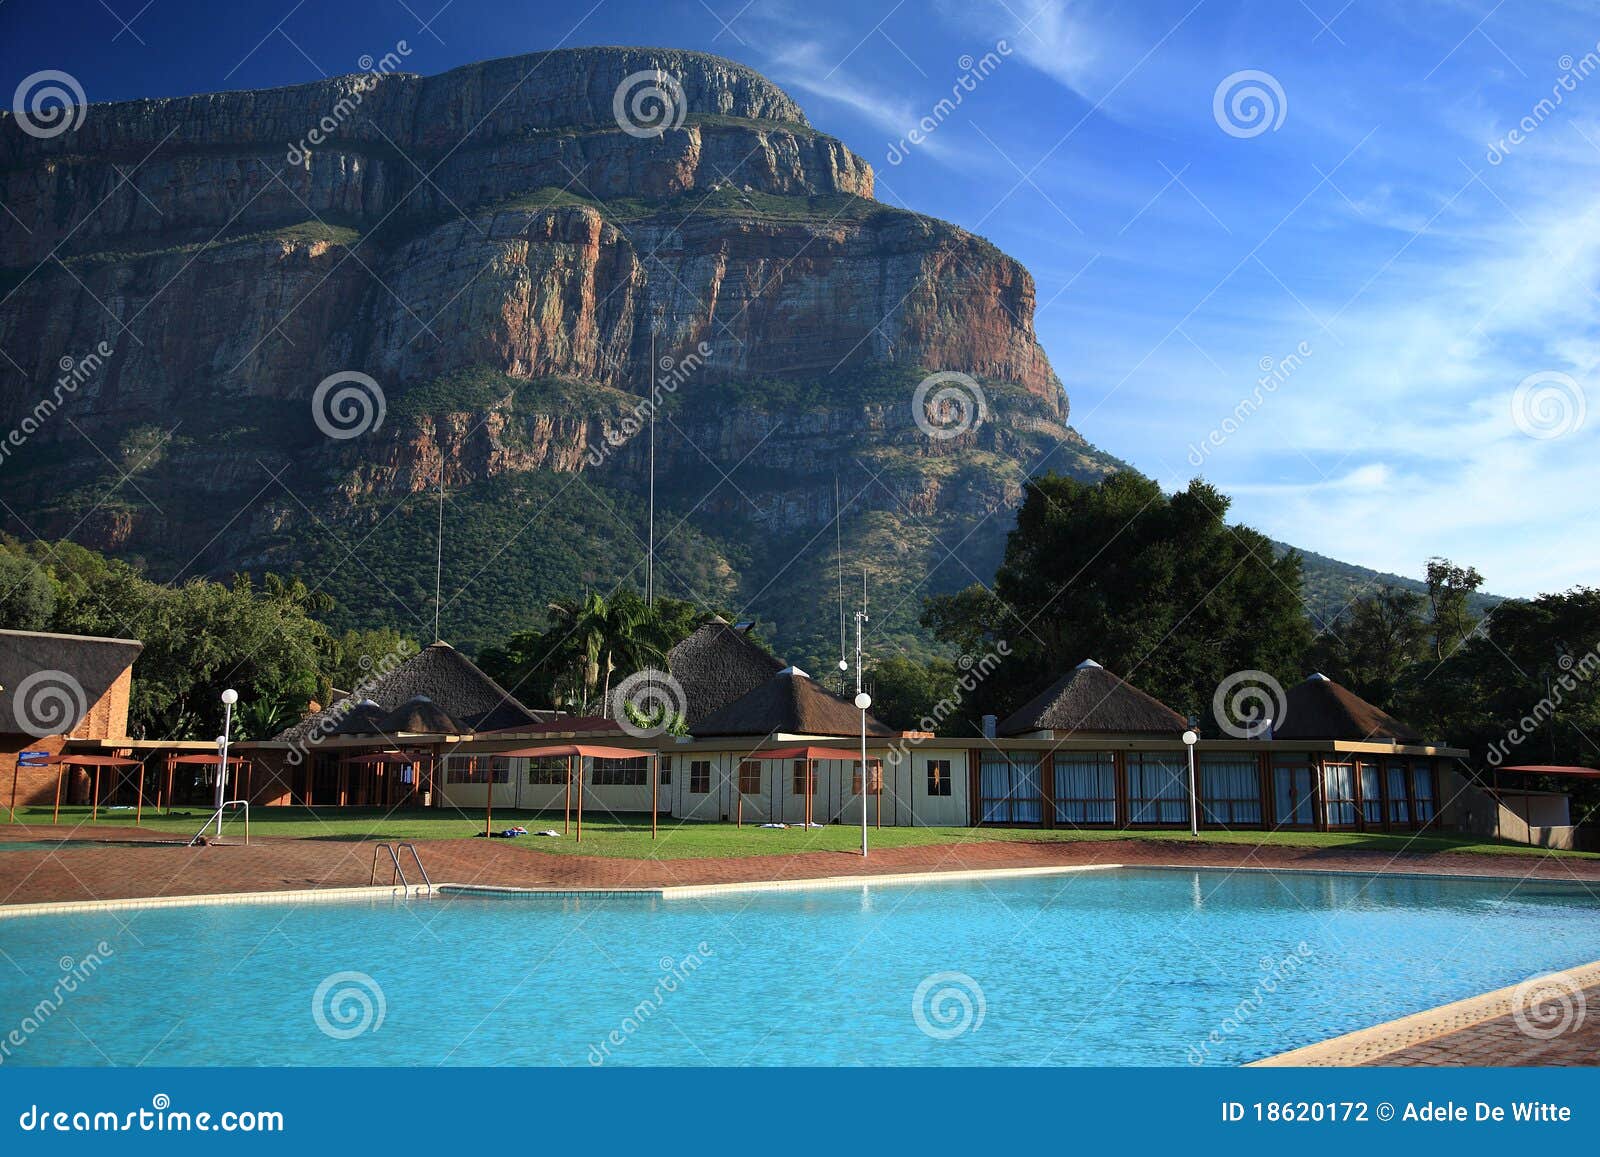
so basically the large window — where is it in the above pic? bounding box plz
[1127,753,1187,824]
[1274,762,1316,826]
[1200,756,1261,826]
[1322,762,1358,827]
[979,753,1041,824]
[1411,762,1436,824]
[851,763,884,795]
[659,757,671,786]
[1387,763,1410,826]
[527,757,566,785]
[738,761,762,795]
[689,760,711,795]
[1053,753,1115,825]
[446,756,509,785]
[1359,763,1383,825]
[926,759,953,797]
[591,757,647,787]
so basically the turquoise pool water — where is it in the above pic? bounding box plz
[2,868,1598,1066]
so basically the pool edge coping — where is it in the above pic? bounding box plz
[5,858,1598,918]
[1249,959,1600,1067]
[0,864,1127,918]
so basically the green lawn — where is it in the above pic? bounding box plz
[9,805,1595,861]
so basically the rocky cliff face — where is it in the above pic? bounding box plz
[0,47,1111,664]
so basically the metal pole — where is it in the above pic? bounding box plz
[651,753,658,840]
[7,758,17,824]
[577,757,584,843]
[1183,730,1199,838]
[856,610,868,858]
[564,756,572,836]
[485,758,494,838]
[216,695,235,838]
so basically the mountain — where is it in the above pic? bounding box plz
[0,46,1436,671]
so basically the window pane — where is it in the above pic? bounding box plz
[1129,754,1187,824]
[1053,753,1115,824]
[689,761,711,794]
[1359,763,1382,824]
[1322,762,1356,827]
[1387,765,1410,824]
[1200,756,1260,826]
[1273,764,1315,825]
[926,759,952,797]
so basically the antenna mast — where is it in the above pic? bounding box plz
[647,324,656,607]
[434,471,444,642]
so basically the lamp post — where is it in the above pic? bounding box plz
[853,609,870,858]
[216,688,238,837]
[1182,728,1199,839]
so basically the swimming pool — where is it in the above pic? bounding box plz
[2,868,1597,1066]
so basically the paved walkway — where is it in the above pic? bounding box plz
[3,824,1597,1067]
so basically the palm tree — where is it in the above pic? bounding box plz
[543,589,675,715]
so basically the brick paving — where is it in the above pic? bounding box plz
[1362,985,1600,1067]
[4,824,1598,1067]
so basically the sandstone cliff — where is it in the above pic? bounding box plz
[0,46,1113,664]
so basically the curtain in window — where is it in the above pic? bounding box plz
[1322,763,1357,826]
[1128,754,1187,824]
[1411,762,1435,822]
[1053,753,1115,824]
[979,753,1041,823]
[1359,763,1382,824]
[1387,764,1410,825]
[1274,764,1315,825]
[1200,756,1261,825]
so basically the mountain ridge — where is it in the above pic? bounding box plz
[0,46,1453,671]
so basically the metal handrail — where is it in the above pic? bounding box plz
[369,843,408,890]
[368,843,433,895]
[395,843,433,894]
[189,800,248,846]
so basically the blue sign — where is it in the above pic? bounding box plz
[17,751,48,768]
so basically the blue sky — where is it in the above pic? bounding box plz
[4,0,1597,597]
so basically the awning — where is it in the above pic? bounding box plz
[46,754,141,767]
[339,751,431,766]
[496,744,650,760]
[745,745,874,762]
[168,753,249,767]
[1496,764,1600,778]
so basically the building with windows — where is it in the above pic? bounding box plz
[230,623,1467,836]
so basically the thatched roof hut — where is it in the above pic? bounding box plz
[377,694,462,735]
[998,659,1187,737]
[1273,673,1423,742]
[274,641,538,741]
[332,699,389,736]
[690,666,894,738]
[668,619,785,724]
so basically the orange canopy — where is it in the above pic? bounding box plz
[168,753,249,766]
[496,744,651,760]
[47,754,141,767]
[747,745,874,762]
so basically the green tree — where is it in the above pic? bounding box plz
[923,472,1313,726]
[0,547,55,629]
[868,655,961,734]
[1425,556,1485,661]
[1307,585,1429,707]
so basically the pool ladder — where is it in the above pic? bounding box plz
[370,843,433,896]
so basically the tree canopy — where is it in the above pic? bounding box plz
[921,472,1313,728]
